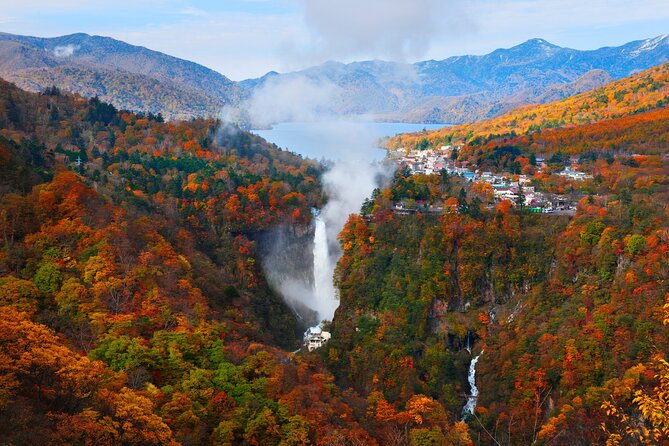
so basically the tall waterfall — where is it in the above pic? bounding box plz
[462,351,483,419]
[312,214,337,322]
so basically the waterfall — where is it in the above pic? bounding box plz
[462,350,483,419]
[312,214,337,322]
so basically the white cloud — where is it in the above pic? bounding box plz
[297,0,471,63]
[110,12,305,80]
[234,75,342,127]
[53,44,78,57]
[109,0,668,79]
[178,7,209,17]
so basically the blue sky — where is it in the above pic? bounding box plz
[0,0,667,80]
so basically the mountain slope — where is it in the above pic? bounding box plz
[244,35,669,123]
[1,32,667,123]
[325,65,669,445]
[0,32,240,120]
[389,62,669,152]
[397,69,615,124]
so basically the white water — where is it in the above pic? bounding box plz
[256,119,400,327]
[462,351,483,419]
[312,215,338,322]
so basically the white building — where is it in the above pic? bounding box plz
[559,166,593,180]
[303,326,331,352]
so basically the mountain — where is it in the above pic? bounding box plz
[388,61,669,152]
[0,32,241,120]
[0,32,667,124]
[414,36,667,96]
[244,35,668,123]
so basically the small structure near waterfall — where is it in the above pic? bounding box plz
[303,326,331,352]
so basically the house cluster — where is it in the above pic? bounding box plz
[303,326,331,352]
[390,145,477,180]
[479,171,543,207]
[390,145,582,214]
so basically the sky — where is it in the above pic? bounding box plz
[0,0,667,80]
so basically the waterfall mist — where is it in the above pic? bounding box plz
[314,157,392,322]
[221,75,394,326]
[259,141,392,325]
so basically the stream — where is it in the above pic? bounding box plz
[462,350,483,419]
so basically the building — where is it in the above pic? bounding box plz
[559,166,593,180]
[393,201,419,216]
[303,326,331,352]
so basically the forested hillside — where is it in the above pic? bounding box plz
[327,157,667,444]
[389,62,669,157]
[0,81,397,445]
[0,32,240,120]
[0,60,667,445]
[323,66,669,445]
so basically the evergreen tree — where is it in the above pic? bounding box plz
[457,187,468,214]
[515,185,526,209]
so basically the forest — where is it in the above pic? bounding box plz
[0,60,667,446]
[336,62,669,444]
[329,155,668,444]
[0,80,388,445]
[389,63,669,161]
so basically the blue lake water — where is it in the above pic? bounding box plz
[253,121,447,162]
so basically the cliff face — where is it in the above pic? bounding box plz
[254,223,322,329]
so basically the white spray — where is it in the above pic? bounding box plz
[221,75,393,326]
[312,213,338,321]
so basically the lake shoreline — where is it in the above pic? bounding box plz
[252,121,449,162]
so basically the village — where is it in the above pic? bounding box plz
[387,144,594,216]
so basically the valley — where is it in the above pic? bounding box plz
[0,19,667,446]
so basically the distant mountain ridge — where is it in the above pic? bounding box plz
[0,32,667,123]
[248,35,668,123]
[0,32,241,120]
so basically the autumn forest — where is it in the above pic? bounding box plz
[0,43,668,446]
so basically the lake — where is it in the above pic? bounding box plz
[253,121,447,162]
